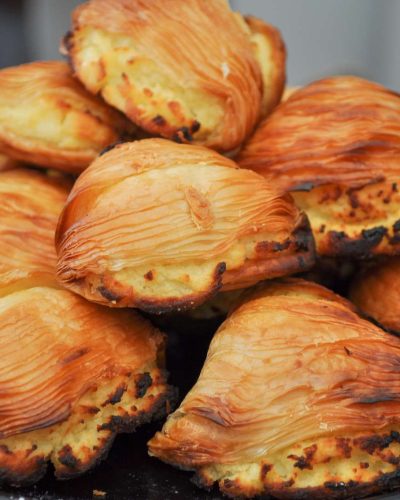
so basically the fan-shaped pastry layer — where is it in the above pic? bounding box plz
[237,76,400,257]
[64,0,285,152]
[350,258,400,334]
[149,278,400,498]
[0,61,135,173]
[56,139,314,312]
[0,286,174,485]
[0,168,69,297]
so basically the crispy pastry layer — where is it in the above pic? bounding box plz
[350,258,400,334]
[237,76,400,257]
[0,61,135,173]
[56,139,314,312]
[149,278,400,498]
[64,0,285,151]
[0,286,174,485]
[0,169,69,297]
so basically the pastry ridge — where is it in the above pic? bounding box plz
[56,139,315,312]
[149,278,400,498]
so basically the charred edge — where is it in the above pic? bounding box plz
[98,140,125,157]
[325,480,358,491]
[102,384,127,407]
[327,226,387,257]
[135,373,153,398]
[390,219,400,245]
[132,262,226,314]
[97,286,122,303]
[152,115,166,126]
[99,385,178,433]
[0,456,48,488]
[356,431,400,454]
[55,434,116,481]
[58,445,80,470]
[60,348,90,365]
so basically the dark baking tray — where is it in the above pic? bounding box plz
[1,316,399,500]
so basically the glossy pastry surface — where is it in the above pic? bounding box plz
[238,76,400,257]
[149,278,400,498]
[65,0,285,151]
[56,139,314,312]
[0,61,134,173]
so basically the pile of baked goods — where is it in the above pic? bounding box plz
[0,1,400,498]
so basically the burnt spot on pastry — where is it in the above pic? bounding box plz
[191,121,201,133]
[58,445,80,469]
[292,181,315,192]
[144,270,154,281]
[356,431,400,455]
[288,444,317,470]
[135,373,152,398]
[327,226,387,257]
[101,384,127,407]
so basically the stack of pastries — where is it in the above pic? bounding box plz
[0,1,400,498]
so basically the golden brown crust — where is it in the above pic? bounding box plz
[0,61,135,173]
[245,16,286,118]
[0,287,175,485]
[349,258,400,334]
[149,278,400,497]
[237,76,400,257]
[0,168,69,297]
[64,0,285,152]
[56,139,314,312]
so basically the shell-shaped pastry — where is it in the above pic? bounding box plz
[149,278,400,498]
[56,139,315,312]
[64,0,285,152]
[0,168,69,297]
[0,61,135,173]
[350,258,400,334]
[0,287,174,485]
[237,76,400,258]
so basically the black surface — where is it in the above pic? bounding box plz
[0,312,399,500]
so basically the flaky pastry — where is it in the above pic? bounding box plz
[149,278,400,498]
[0,153,22,172]
[0,168,175,485]
[56,139,314,312]
[350,258,400,334]
[0,168,69,297]
[238,76,400,258]
[64,0,285,152]
[0,287,174,485]
[0,61,135,173]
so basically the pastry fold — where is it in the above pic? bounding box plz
[0,61,135,173]
[64,0,285,152]
[0,169,69,297]
[238,76,400,258]
[0,168,175,485]
[149,279,400,498]
[56,139,315,312]
[350,258,400,334]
